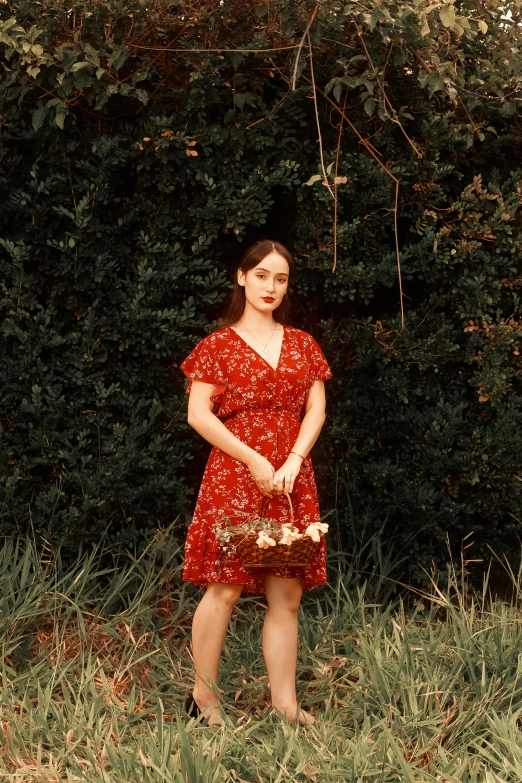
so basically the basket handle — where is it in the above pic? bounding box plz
[261,489,295,526]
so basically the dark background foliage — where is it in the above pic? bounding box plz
[1,0,521,585]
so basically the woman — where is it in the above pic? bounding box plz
[180,239,332,726]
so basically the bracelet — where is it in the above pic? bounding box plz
[290,450,306,460]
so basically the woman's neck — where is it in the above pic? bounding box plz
[235,305,279,332]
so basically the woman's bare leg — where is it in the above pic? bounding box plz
[262,574,315,725]
[191,582,244,724]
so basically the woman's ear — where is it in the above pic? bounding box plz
[237,269,246,287]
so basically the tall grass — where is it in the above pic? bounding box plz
[2,525,522,781]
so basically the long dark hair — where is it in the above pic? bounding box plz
[219,239,295,328]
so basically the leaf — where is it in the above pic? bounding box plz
[439,6,456,28]
[55,111,66,129]
[478,20,488,33]
[32,105,47,131]
[27,66,40,79]
[255,4,269,17]
[1,18,18,32]
[95,91,109,110]
[185,149,198,156]
[135,89,148,105]
[108,49,127,69]
[71,61,90,72]
[227,51,243,70]
[420,19,430,36]
[364,97,376,117]
[334,176,348,184]
[303,174,322,186]
[132,71,148,84]
[96,67,105,80]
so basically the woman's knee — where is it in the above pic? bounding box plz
[264,576,303,613]
[206,582,244,607]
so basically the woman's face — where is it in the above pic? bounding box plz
[238,252,289,314]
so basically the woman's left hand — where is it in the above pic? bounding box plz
[271,453,304,495]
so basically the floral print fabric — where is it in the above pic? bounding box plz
[179,325,333,595]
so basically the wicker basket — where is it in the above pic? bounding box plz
[227,490,323,568]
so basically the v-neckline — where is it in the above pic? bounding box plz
[227,325,286,373]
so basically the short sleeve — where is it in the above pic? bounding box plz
[306,334,333,382]
[179,334,227,401]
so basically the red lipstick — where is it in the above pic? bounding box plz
[262,297,275,302]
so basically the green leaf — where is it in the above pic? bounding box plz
[135,89,148,105]
[108,50,127,70]
[478,20,488,33]
[255,4,269,17]
[420,19,430,36]
[132,71,148,84]
[55,111,66,129]
[369,9,380,30]
[309,22,323,44]
[83,43,100,66]
[227,51,243,70]
[32,105,47,131]
[95,91,109,110]
[71,61,91,72]
[439,6,456,28]
[364,97,376,117]
[1,18,18,32]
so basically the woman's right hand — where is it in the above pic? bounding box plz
[246,452,276,498]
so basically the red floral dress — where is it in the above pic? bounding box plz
[179,325,333,595]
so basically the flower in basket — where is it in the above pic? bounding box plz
[304,521,329,542]
[256,531,277,549]
[278,526,303,546]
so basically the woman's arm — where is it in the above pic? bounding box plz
[186,380,277,497]
[271,380,327,494]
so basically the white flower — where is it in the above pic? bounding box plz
[278,526,302,546]
[256,531,277,549]
[304,521,329,542]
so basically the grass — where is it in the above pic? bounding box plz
[2,525,522,781]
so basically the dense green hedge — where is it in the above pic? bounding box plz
[1,0,521,582]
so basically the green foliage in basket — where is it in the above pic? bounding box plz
[214,511,296,544]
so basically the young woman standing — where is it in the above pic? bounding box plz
[180,239,332,726]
